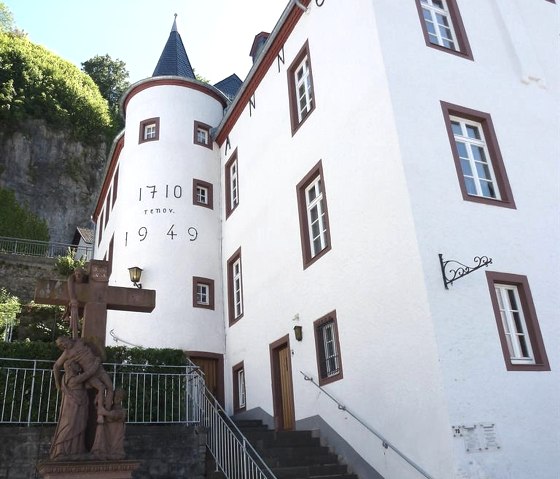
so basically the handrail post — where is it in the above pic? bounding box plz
[26,360,37,426]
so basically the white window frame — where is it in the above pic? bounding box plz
[450,116,501,200]
[320,321,340,377]
[232,257,243,319]
[305,176,327,258]
[196,185,208,205]
[294,56,313,123]
[420,0,459,51]
[494,284,535,365]
[144,123,157,140]
[230,159,239,210]
[237,368,246,409]
[196,284,209,306]
[196,127,209,145]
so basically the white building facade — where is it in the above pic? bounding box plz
[93,1,559,478]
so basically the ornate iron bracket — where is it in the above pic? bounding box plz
[439,254,492,289]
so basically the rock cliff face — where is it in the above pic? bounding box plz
[0,119,106,243]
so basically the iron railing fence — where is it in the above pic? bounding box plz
[0,236,92,259]
[1,357,275,478]
[200,389,277,479]
[300,371,434,479]
[0,358,203,425]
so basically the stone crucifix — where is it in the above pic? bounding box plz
[34,260,155,347]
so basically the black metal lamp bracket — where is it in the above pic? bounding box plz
[439,254,492,289]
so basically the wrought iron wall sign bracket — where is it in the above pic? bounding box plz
[439,253,492,289]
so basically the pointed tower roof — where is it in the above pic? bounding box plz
[153,15,195,79]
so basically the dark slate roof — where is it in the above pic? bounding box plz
[73,227,94,245]
[213,74,243,101]
[153,16,195,79]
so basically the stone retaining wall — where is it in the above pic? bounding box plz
[0,253,58,303]
[0,424,207,479]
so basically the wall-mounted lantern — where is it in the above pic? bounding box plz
[128,266,143,289]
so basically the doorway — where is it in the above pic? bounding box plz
[188,352,224,406]
[270,335,295,430]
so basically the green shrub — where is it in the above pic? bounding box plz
[54,248,86,277]
[0,187,49,241]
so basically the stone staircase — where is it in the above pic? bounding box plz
[234,419,358,479]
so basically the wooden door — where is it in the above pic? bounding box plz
[270,336,295,430]
[190,354,224,405]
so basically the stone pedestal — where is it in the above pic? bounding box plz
[37,460,140,479]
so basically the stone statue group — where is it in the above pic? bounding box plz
[49,336,126,461]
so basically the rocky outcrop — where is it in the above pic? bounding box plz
[0,119,106,243]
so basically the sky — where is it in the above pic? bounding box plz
[4,0,290,85]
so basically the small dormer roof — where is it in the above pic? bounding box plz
[153,15,195,79]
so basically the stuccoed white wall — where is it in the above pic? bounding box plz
[222,2,455,478]
[373,0,559,478]
[101,80,226,352]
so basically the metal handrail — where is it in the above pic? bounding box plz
[300,371,434,479]
[0,236,92,259]
[186,360,276,479]
[0,356,276,477]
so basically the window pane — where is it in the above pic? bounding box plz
[451,121,463,136]
[466,125,480,140]
[456,142,468,159]
[460,158,473,176]
[472,146,487,163]
[480,180,496,199]
[475,162,492,180]
[464,177,477,195]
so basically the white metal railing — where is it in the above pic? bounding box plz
[0,236,92,259]
[0,358,202,425]
[200,390,277,479]
[300,371,435,479]
[1,356,275,478]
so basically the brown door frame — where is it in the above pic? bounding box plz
[269,335,296,430]
[187,351,224,406]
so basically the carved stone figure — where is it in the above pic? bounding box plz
[91,388,127,460]
[49,360,89,460]
[53,337,114,420]
[63,267,88,339]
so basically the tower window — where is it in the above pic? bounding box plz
[139,117,160,143]
[194,121,212,148]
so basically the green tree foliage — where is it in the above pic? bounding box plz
[14,303,69,342]
[0,32,113,144]
[82,54,130,132]
[0,187,49,241]
[0,2,14,33]
[0,288,21,341]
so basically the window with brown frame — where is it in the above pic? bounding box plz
[192,277,215,310]
[225,150,239,218]
[486,272,550,371]
[441,102,515,208]
[111,165,119,208]
[414,0,473,60]
[227,248,244,325]
[314,310,343,386]
[139,117,160,144]
[194,121,212,148]
[296,160,332,268]
[192,179,213,209]
[287,41,316,135]
[104,191,111,228]
[97,211,104,246]
[232,361,246,412]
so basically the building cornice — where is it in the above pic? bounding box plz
[215,0,311,146]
